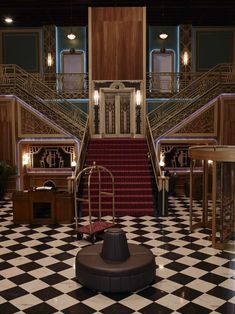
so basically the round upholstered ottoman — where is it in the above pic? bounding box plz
[75,228,156,293]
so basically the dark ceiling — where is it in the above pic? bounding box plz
[1,1,235,27]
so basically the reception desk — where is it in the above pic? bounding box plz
[13,190,74,224]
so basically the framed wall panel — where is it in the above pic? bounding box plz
[0,97,16,165]
[0,29,42,73]
[193,28,234,71]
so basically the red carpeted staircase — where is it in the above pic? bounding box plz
[79,138,156,216]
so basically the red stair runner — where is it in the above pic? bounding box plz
[79,138,156,216]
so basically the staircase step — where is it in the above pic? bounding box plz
[88,144,148,149]
[85,161,149,167]
[82,201,154,209]
[86,156,148,161]
[83,165,151,171]
[82,176,154,183]
[80,182,153,189]
[88,146,146,155]
[78,138,156,216]
[81,195,153,202]
[89,138,146,144]
[80,208,154,217]
[82,188,153,196]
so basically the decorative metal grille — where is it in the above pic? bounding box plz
[105,95,115,134]
[160,145,191,168]
[174,106,215,135]
[148,64,235,141]
[0,64,88,139]
[29,145,74,168]
[20,107,60,135]
[120,94,130,134]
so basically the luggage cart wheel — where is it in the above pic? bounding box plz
[87,233,96,243]
[77,233,83,240]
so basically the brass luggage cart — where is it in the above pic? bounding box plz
[74,162,115,243]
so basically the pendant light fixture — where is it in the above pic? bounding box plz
[67,32,76,40]
[67,0,76,40]
[159,2,168,40]
[159,32,168,40]
[5,17,13,24]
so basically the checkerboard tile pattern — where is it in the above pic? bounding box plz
[0,196,235,313]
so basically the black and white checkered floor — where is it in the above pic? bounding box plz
[0,196,235,314]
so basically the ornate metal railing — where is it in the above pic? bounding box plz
[146,118,160,190]
[148,63,235,140]
[146,63,235,186]
[68,117,90,193]
[146,72,203,98]
[75,118,90,177]
[0,64,88,139]
[34,72,89,99]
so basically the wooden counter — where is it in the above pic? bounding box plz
[13,190,74,224]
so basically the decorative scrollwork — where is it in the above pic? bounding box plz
[0,64,88,139]
[29,145,74,168]
[148,64,235,141]
[20,107,61,135]
[174,106,215,135]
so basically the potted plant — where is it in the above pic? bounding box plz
[0,161,16,200]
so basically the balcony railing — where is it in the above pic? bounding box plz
[31,72,205,100]
[148,63,235,141]
[146,72,203,98]
[0,64,88,139]
[33,73,89,99]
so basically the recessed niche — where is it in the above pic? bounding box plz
[33,202,52,219]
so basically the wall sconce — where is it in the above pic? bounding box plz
[159,153,165,167]
[47,26,53,67]
[208,159,213,165]
[71,160,76,177]
[22,153,30,166]
[47,52,53,67]
[136,90,141,106]
[94,90,99,106]
[71,160,76,167]
[182,51,189,66]
[159,32,168,40]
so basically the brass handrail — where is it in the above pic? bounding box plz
[68,118,90,194]
[0,64,88,139]
[75,117,90,177]
[146,117,160,190]
[146,63,235,189]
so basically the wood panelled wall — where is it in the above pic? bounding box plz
[220,97,235,145]
[90,7,144,80]
[0,98,15,164]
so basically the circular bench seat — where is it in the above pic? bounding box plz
[75,228,156,293]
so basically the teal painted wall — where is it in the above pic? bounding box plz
[71,101,88,113]
[194,29,234,71]
[56,26,87,73]
[2,31,41,72]
[148,26,179,72]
